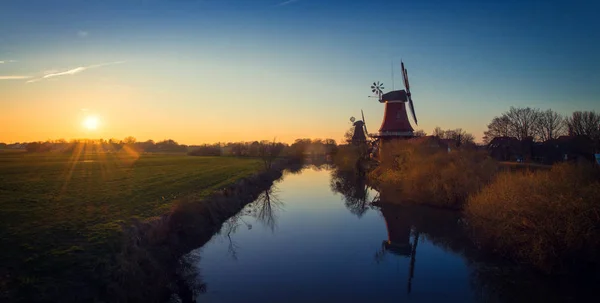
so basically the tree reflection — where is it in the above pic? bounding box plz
[248,187,284,232]
[217,186,284,261]
[175,251,207,303]
[330,168,373,217]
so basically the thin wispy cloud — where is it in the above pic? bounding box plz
[0,60,17,64]
[0,76,31,80]
[27,61,125,83]
[276,0,301,7]
[77,30,89,38]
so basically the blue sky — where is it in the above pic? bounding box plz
[1,0,599,143]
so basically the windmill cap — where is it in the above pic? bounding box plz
[381,90,408,102]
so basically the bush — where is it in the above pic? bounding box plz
[332,145,363,171]
[370,139,498,208]
[465,162,600,273]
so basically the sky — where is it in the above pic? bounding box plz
[1,0,599,144]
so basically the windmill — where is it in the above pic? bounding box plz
[372,61,418,139]
[350,115,368,145]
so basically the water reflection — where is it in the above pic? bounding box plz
[176,167,596,303]
[221,187,284,260]
[330,168,375,217]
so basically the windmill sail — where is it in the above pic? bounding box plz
[361,109,369,136]
[402,62,418,125]
[408,96,418,125]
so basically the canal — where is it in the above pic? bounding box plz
[174,166,584,302]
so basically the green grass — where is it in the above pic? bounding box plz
[0,151,261,301]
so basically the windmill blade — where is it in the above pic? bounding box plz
[361,109,369,135]
[401,62,407,88]
[404,68,410,91]
[408,96,418,126]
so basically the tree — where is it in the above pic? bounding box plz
[483,116,512,144]
[566,111,600,140]
[432,127,445,138]
[432,127,475,146]
[505,107,540,140]
[258,139,285,170]
[413,129,427,137]
[343,127,353,144]
[484,107,542,143]
[123,136,137,145]
[536,109,566,141]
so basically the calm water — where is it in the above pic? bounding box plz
[176,167,577,303]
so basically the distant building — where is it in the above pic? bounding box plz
[533,135,595,164]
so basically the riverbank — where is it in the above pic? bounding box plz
[346,139,600,277]
[108,158,300,302]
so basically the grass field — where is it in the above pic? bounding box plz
[0,150,261,301]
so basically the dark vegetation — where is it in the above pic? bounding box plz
[484,108,599,146]
[369,136,600,277]
[369,140,497,209]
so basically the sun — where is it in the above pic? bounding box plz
[83,116,100,130]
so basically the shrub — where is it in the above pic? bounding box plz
[188,145,222,156]
[465,162,600,273]
[370,139,498,208]
[332,145,364,171]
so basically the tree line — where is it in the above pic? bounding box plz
[483,107,600,144]
[189,138,338,158]
[5,137,340,158]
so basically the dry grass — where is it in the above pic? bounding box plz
[465,162,600,273]
[371,140,498,209]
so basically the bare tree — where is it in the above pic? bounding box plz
[484,107,542,143]
[505,107,540,140]
[566,111,600,139]
[432,127,445,138]
[258,138,285,170]
[413,129,427,137]
[432,127,475,146]
[483,116,512,144]
[536,109,566,141]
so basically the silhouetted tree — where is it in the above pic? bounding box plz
[484,107,541,143]
[536,109,566,141]
[432,127,475,146]
[413,129,427,137]
[258,139,285,170]
[343,127,353,144]
[566,111,600,139]
[123,136,137,145]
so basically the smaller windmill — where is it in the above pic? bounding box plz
[350,110,371,146]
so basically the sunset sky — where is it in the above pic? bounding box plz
[1,0,599,144]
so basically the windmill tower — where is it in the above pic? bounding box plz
[371,61,419,160]
[349,110,371,146]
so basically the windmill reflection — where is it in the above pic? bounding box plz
[374,202,421,295]
[330,168,373,217]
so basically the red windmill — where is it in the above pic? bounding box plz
[371,61,418,139]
